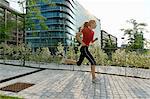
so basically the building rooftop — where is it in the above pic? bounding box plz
[0,0,9,7]
[0,1,23,16]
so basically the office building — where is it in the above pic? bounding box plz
[0,0,24,45]
[26,0,101,53]
[101,30,117,49]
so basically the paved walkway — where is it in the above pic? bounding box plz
[0,64,37,80]
[0,65,150,99]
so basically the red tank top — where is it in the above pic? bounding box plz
[81,27,94,46]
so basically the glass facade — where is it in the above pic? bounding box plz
[101,30,117,49]
[26,0,102,51]
[26,0,76,49]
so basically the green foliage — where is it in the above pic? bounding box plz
[29,47,51,63]
[146,50,150,55]
[0,43,10,60]
[19,0,55,33]
[103,38,117,60]
[121,19,148,51]
[11,45,21,60]
[112,49,150,68]
[0,43,52,63]
[126,51,150,68]
[0,43,149,68]
[0,43,31,60]
[0,94,23,99]
[89,44,109,65]
[66,46,76,60]
[0,20,17,43]
[17,44,32,61]
[112,49,126,66]
[57,42,64,56]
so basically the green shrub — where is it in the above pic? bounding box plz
[0,94,23,99]
[89,44,109,65]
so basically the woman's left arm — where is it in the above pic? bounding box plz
[91,38,98,43]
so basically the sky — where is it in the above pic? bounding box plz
[8,0,150,47]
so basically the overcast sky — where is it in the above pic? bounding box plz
[8,0,150,46]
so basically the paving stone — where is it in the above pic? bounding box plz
[0,64,37,80]
[0,64,149,99]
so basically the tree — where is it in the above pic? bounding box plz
[103,38,117,60]
[0,19,16,43]
[18,0,55,43]
[24,0,49,31]
[18,0,56,64]
[121,19,148,51]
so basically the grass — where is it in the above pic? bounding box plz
[0,94,23,99]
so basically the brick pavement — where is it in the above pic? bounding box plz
[0,68,150,99]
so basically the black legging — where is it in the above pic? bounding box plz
[77,46,96,66]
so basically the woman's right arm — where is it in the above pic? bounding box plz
[76,32,86,46]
